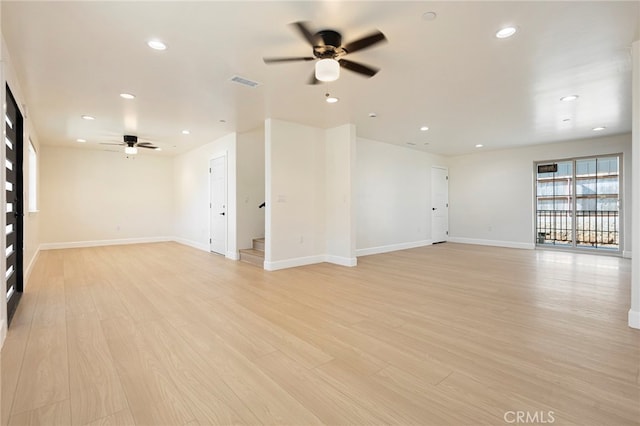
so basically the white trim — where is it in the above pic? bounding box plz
[226,250,239,261]
[0,319,6,349]
[448,237,535,250]
[40,236,172,250]
[263,254,356,271]
[173,237,210,252]
[623,250,632,259]
[24,245,41,286]
[356,240,432,257]
[209,153,228,256]
[629,309,640,329]
[325,255,357,267]
[264,255,326,271]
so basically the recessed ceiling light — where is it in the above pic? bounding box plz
[147,40,167,50]
[592,126,606,131]
[422,11,437,21]
[368,112,377,118]
[475,144,484,148]
[496,27,517,39]
[81,115,95,120]
[325,95,339,104]
[563,118,571,122]
[406,142,416,146]
[120,93,135,99]
[219,119,227,123]
[181,130,190,135]
[76,138,86,143]
[560,95,579,102]
[154,147,162,151]
[420,126,429,131]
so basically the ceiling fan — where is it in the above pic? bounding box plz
[100,135,160,154]
[263,21,387,84]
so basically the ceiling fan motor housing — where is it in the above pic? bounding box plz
[314,30,346,58]
[123,134,137,146]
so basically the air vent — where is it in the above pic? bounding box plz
[230,75,260,88]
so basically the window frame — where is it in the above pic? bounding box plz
[533,153,623,254]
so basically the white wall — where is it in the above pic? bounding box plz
[174,132,237,258]
[325,124,356,265]
[355,137,448,255]
[39,146,174,247]
[236,127,265,250]
[265,120,358,270]
[265,119,326,269]
[448,133,632,252]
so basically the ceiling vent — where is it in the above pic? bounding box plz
[230,75,260,88]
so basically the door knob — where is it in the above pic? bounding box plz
[220,212,225,216]
[432,207,437,211]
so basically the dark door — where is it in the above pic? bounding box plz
[6,85,23,325]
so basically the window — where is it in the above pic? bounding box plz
[28,139,37,212]
[535,155,621,252]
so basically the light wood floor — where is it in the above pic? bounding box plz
[1,242,639,426]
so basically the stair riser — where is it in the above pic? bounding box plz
[253,239,265,251]
[240,253,264,267]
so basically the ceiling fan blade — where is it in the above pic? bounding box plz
[263,56,315,64]
[343,30,386,54]
[137,142,154,146]
[291,21,317,46]
[137,145,159,149]
[99,142,125,146]
[339,59,379,77]
[307,72,320,85]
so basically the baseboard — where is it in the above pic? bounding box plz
[325,255,357,267]
[172,237,210,252]
[226,250,239,261]
[264,255,326,271]
[24,246,41,287]
[448,237,535,250]
[623,250,632,259]
[356,240,432,257]
[0,318,6,350]
[40,236,172,250]
[629,309,640,329]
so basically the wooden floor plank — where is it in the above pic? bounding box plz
[1,242,638,425]
[10,325,69,415]
[66,316,129,425]
[84,409,135,426]
[7,399,71,426]
[254,350,386,425]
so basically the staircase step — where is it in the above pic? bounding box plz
[252,238,265,252]
[239,248,264,268]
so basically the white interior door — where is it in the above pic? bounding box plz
[431,166,449,243]
[210,155,227,255]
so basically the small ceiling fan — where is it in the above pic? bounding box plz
[100,135,160,154]
[263,21,387,84]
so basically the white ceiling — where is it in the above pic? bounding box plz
[2,1,638,156]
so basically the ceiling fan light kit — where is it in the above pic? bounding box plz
[124,146,138,155]
[315,58,340,82]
